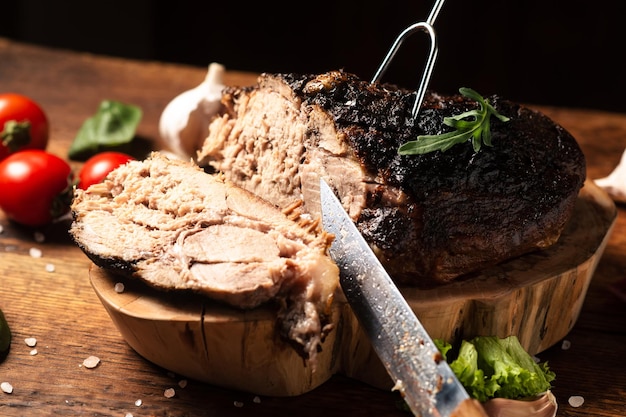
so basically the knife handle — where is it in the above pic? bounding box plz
[450,398,490,417]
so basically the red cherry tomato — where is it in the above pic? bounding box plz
[0,150,73,226]
[78,151,135,189]
[0,93,50,161]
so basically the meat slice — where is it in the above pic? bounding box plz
[197,70,586,286]
[70,152,339,361]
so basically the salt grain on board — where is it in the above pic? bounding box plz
[82,355,101,368]
[568,395,585,407]
[30,349,38,356]
[45,263,55,273]
[33,231,45,243]
[29,247,42,258]
[114,282,125,293]
[178,379,188,388]
[24,337,37,347]
[1,382,13,394]
[233,401,244,408]
[561,340,572,350]
[164,388,175,398]
[135,399,142,406]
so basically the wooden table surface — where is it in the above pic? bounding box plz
[0,38,625,417]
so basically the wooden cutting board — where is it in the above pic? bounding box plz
[89,179,616,396]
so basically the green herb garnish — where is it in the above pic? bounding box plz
[435,335,555,402]
[398,87,510,155]
[68,100,142,160]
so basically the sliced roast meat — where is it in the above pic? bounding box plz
[197,70,586,286]
[70,152,339,362]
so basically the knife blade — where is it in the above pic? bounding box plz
[319,179,488,417]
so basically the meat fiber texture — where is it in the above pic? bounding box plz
[70,152,339,361]
[197,70,587,286]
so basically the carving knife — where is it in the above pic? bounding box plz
[319,179,488,417]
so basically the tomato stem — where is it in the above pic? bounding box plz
[50,176,75,220]
[1,120,33,151]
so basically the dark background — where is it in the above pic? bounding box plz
[1,1,625,112]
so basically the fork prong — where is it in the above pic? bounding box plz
[370,1,445,119]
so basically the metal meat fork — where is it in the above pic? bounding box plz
[371,0,445,119]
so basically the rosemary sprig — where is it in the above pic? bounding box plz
[398,87,510,155]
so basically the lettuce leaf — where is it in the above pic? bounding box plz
[436,335,555,401]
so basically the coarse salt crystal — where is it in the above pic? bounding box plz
[82,355,101,369]
[45,263,55,272]
[233,401,244,408]
[164,388,176,398]
[178,379,188,388]
[253,396,261,403]
[114,282,125,293]
[1,382,13,394]
[134,399,142,406]
[24,337,37,347]
[33,231,45,243]
[0,225,4,234]
[125,413,133,417]
[30,349,38,356]
[568,395,584,407]
[29,247,42,258]
[561,340,571,350]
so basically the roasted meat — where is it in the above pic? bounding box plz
[197,70,586,286]
[70,152,339,361]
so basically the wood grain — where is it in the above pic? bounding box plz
[90,264,343,397]
[403,180,616,352]
[1,38,626,416]
[87,180,615,396]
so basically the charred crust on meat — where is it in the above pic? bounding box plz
[72,237,138,277]
[198,69,586,286]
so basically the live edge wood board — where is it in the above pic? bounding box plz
[89,179,616,397]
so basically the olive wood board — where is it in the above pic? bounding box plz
[89,179,616,397]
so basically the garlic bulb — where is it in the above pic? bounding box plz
[482,391,558,417]
[158,62,225,160]
[594,147,626,203]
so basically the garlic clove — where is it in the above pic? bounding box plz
[158,62,225,160]
[482,391,558,417]
[594,147,626,203]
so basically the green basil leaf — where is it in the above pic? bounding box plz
[68,100,142,160]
